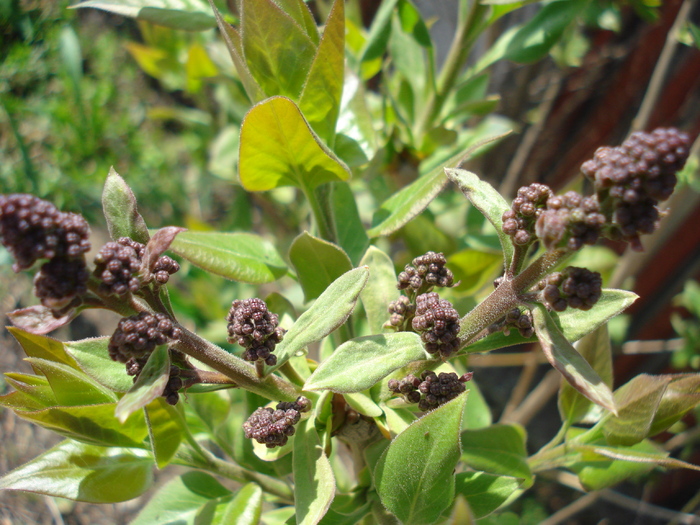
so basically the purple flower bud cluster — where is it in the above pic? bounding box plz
[537,267,603,312]
[504,308,534,338]
[243,396,311,448]
[412,292,461,359]
[580,128,691,250]
[502,183,553,246]
[0,194,91,312]
[108,311,181,364]
[535,191,606,251]
[226,298,285,366]
[387,295,415,329]
[388,371,472,411]
[398,251,454,292]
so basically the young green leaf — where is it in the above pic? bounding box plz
[464,289,638,354]
[239,97,351,192]
[13,403,148,448]
[304,332,427,393]
[444,168,512,268]
[293,417,336,525]
[367,152,462,238]
[454,472,523,519]
[532,304,617,415]
[8,326,78,369]
[210,482,263,525]
[269,266,369,372]
[0,440,153,503]
[167,231,287,284]
[461,424,532,484]
[344,391,383,418]
[205,0,264,102]
[374,393,467,525]
[101,167,150,244]
[331,182,370,266]
[600,374,669,446]
[358,0,398,79]
[299,0,345,145]
[130,471,232,525]
[240,0,316,98]
[463,379,492,430]
[64,337,133,393]
[3,373,57,408]
[559,325,613,425]
[274,0,319,44]
[648,374,700,436]
[144,399,183,469]
[71,0,216,31]
[359,246,399,335]
[289,232,353,302]
[24,358,117,406]
[115,345,170,423]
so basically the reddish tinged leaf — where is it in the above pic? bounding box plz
[649,374,700,436]
[533,304,617,415]
[141,226,186,276]
[102,167,150,244]
[8,305,78,335]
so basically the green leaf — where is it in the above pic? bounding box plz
[568,439,667,491]
[600,374,669,446]
[367,152,460,238]
[101,167,150,244]
[3,373,57,408]
[115,346,170,423]
[469,288,637,354]
[444,168,512,269]
[0,440,153,503]
[344,392,383,418]
[359,246,398,334]
[24,358,117,406]
[504,0,586,64]
[463,379,492,430]
[454,471,523,519]
[239,96,351,192]
[13,403,148,448]
[533,304,617,415]
[293,417,336,525]
[145,399,183,469]
[448,249,503,295]
[298,0,344,145]
[8,327,78,369]
[270,267,369,372]
[375,393,467,525]
[211,483,263,525]
[168,231,287,284]
[240,0,316,98]
[289,232,353,302]
[397,0,432,48]
[358,0,398,79]
[273,0,319,44]
[461,424,532,484]
[559,325,613,425]
[64,337,134,393]
[71,0,216,31]
[131,471,231,524]
[205,0,264,102]
[330,182,370,266]
[305,333,427,393]
[649,374,700,436]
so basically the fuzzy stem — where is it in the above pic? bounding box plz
[174,446,293,502]
[174,324,300,402]
[459,249,572,347]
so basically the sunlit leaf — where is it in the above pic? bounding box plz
[101,167,150,244]
[375,393,467,525]
[64,337,133,393]
[71,0,216,31]
[305,332,427,393]
[239,97,351,192]
[289,232,352,302]
[454,471,523,519]
[168,231,287,283]
[0,440,153,503]
[115,346,170,423]
[359,246,399,335]
[461,424,532,484]
[24,358,117,406]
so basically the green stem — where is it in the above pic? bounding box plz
[304,184,336,244]
[459,249,572,347]
[414,0,489,141]
[280,361,306,387]
[173,324,301,402]
[174,446,294,502]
